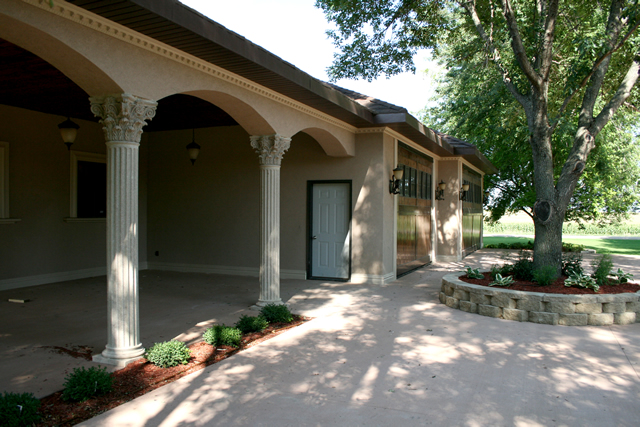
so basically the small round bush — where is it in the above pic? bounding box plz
[145,340,192,368]
[511,257,534,281]
[260,303,294,324]
[235,315,269,334]
[62,366,113,402]
[203,325,242,347]
[0,392,41,427]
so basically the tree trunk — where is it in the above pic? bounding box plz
[532,209,563,273]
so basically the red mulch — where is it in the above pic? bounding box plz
[37,315,310,426]
[459,274,640,294]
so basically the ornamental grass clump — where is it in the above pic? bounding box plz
[62,366,113,402]
[145,340,192,368]
[0,392,41,427]
[533,265,558,286]
[203,325,242,347]
[591,254,614,287]
[260,303,294,324]
[235,315,269,334]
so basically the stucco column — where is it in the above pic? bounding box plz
[250,134,291,306]
[90,94,157,365]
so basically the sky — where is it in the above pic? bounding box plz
[180,0,439,115]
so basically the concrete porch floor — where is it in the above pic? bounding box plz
[1,250,640,426]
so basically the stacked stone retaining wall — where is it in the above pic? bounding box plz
[440,273,640,326]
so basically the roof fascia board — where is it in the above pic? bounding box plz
[125,0,375,123]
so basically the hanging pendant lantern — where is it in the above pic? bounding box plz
[186,129,200,165]
[58,117,80,150]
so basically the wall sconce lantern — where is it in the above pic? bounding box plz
[459,182,470,201]
[389,166,404,194]
[435,180,446,200]
[58,117,79,150]
[484,189,490,203]
[186,129,201,165]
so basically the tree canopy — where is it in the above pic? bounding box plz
[317,0,640,270]
[420,48,640,225]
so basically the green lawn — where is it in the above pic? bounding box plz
[483,236,640,256]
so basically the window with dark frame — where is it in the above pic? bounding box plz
[76,160,107,218]
[399,163,432,200]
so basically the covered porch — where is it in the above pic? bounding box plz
[0,271,314,399]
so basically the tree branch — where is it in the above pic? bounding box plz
[550,0,637,133]
[459,0,530,108]
[578,0,626,127]
[593,53,640,133]
[500,0,542,88]
[538,0,559,80]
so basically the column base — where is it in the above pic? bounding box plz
[92,344,145,367]
[250,299,287,311]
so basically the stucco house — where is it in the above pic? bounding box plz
[0,0,496,365]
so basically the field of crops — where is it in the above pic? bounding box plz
[484,213,640,236]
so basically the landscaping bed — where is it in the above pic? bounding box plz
[18,313,310,426]
[440,274,640,326]
[458,274,640,295]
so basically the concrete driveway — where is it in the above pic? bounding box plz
[2,250,639,426]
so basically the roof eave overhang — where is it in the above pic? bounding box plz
[114,0,376,126]
[375,112,497,174]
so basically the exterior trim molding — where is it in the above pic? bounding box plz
[436,255,462,263]
[350,272,396,285]
[0,266,106,291]
[19,0,357,134]
[146,262,306,280]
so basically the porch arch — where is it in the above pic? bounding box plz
[172,90,276,136]
[0,13,122,96]
[296,127,353,157]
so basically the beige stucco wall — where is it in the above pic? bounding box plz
[435,159,462,261]
[0,105,149,285]
[145,127,395,282]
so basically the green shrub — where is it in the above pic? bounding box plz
[562,242,585,252]
[203,325,242,347]
[511,254,534,281]
[62,366,113,402]
[489,274,515,287]
[562,252,583,276]
[0,392,41,427]
[591,254,614,287]
[533,265,558,286]
[565,272,600,292]
[145,340,191,368]
[235,315,269,334]
[260,303,294,324]
[464,266,484,279]
[613,268,633,284]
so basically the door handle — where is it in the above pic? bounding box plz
[312,235,317,240]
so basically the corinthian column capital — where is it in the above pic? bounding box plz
[90,93,157,143]
[250,134,291,166]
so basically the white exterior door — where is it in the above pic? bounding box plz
[310,182,350,280]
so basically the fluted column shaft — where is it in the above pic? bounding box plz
[250,134,291,306]
[90,94,157,365]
